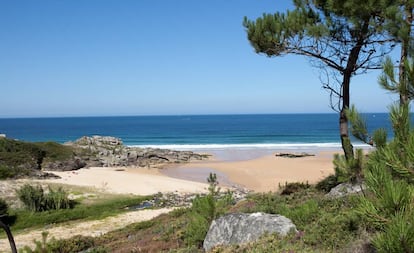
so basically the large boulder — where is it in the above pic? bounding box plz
[203,212,297,252]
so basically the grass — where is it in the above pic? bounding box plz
[230,188,366,252]
[86,186,369,252]
[1,181,372,252]
[5,194,152,233]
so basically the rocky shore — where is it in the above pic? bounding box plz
[44,135,209,171]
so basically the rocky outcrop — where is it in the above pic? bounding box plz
[275,152,315,158]
[326,182,366,198]
[42,158,87,171]
[64,136,208,169]
[203,212,297,252]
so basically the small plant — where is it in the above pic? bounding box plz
[21,232,100,253]
[17,184,46,212]
[280,181,310,195]
[184,172,233,248]
[0,198,8,217]
[17,184,73,212]
[315,175,339,193]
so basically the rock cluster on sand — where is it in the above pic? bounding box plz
[52,136,207,170]
[203,212,297,252]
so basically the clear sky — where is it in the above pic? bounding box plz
[0,0,399,118]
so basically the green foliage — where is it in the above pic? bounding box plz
[279,181,310,195]
[17,184,74,212]
[184,211,210,248]
[372,128,388,149]
[10,195,149,232]
[333,148,365,183]
[315,174,339,193]
[346,105,369,144]
[241,189,363,251]
[357,101,414,251]
[0,198,8,217]
[184,173,234,248]
[0,138,76,179]
[34,142,74,162]
[379,56,414,104]
[45,187,72,211]
[0,138,44,173]
[17,184,47,212]
[21,232,102,253]
[0,164,16,179]
[346,105,388,147]
[244,0,395,160]
[372,212,414,253]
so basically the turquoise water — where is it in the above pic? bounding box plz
[0,114,392,150]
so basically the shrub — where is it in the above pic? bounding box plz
[0,164,17,179]
[184,173,234,248]
[315,174,339,193]
[280,181,311,195]
[0,198,8,217]
[17,184,45,212]
[21,232,101,253]
[372,212,414,253]
[17,184,73,212]
[47,235,97,253]
[45,186,73,210]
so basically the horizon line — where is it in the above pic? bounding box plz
[0,111,391,119]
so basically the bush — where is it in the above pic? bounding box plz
[280,181,311,195]
[21,232,102,253]
[372,212,414,253]
[315,174,339,193]
[0,164,17,179]
[45,187,73,210]
[0,198,8,217]
[47,235,98,253]
[184,173,234,248]
[17,184,73,212]
[17,184,45,212]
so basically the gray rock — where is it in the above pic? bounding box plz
[326,182,366,198]
[42,158,87,171]
[203,212,297,252]
[66,135,208,168]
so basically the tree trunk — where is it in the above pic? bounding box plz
[0,219,17,253]
[340,74,354,160]
[399,5,413,105]
[339,22,369,160]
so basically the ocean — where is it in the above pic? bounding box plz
[0,114,393,151]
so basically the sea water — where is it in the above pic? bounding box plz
[0,114,393,151]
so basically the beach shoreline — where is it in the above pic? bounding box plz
[161,148,340,192]
[38,148,344,195]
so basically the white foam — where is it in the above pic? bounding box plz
[128,143,372,151]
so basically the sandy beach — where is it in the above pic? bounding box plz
[162,150,338,192]
[43,167,209,195]
[42,149,338,194]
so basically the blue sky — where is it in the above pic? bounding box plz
[0,0,398,118]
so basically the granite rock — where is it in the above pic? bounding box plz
[203,212,297,252]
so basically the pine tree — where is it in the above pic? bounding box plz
[244,0,397,160]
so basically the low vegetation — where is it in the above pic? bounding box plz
[0,138,76,179]
[0,198,8,217]
[1,186,151,234]
[17,184,74,212]
[70,185,365,252]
